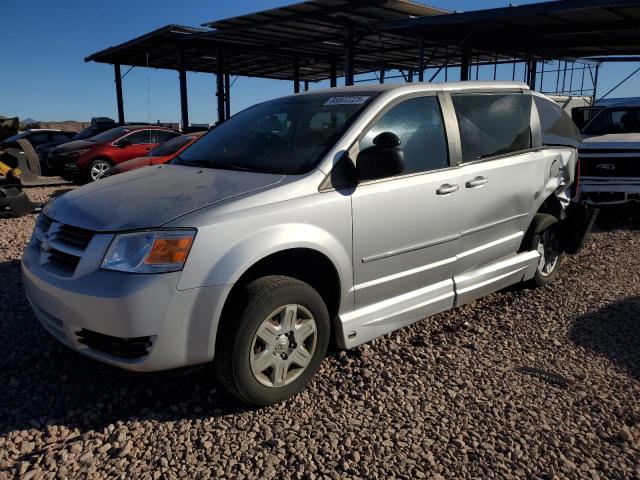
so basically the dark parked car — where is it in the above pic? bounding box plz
[48,125,181,182]
[1,129,75,150]
[71,124,116,141]
[1,129,76,175]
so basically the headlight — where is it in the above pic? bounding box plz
[66,149,89,157]
[101,230,196,273]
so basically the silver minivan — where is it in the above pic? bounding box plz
[23,81,590,405]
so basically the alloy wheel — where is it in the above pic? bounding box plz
[249,304,317,388]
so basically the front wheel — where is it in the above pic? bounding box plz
[215,275,330,406]
[88,159,111,182]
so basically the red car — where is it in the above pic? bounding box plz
[48,125,181,182]
[105,131,205,177]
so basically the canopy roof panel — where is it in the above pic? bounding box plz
[85,0,640,82]
[383,0,640,58]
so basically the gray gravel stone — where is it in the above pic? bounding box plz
[0,187,639,479]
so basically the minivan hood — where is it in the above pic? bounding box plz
[51,139,96,153]
[44,165,284,231]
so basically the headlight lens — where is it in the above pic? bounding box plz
[66,149,89,157]
[101,230,196,273]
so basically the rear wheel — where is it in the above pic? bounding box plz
[524,214,562,287]
[215,275,330,406]
[88,159,111,181]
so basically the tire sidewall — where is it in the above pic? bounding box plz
[230,281,330,406]
[532,223,562,286]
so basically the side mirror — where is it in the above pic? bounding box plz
[117,139,132,148]
[355,132,404,181]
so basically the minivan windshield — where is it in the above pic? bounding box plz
[174,92,378,174]
[582,107,640,136]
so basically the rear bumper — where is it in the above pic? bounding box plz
[580,177,640,205]
[22,245,231,372]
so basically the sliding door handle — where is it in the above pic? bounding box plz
[436,183,459,195]
[465,176,488,188]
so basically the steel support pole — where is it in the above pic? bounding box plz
[329,54,337,88]
[418,36,425,82]
[344,25,354,86]
[224,73,231,119]
[293,57,300,93]
[178,52,189,132]
[216,50,225,124]
[528,58,537,91]
[460,47,470,81]
[114,64,125,125]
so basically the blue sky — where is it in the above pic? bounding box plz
[1,0,638,124]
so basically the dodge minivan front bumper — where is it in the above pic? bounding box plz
[22,237,230,372]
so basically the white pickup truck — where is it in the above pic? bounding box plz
[579,101,640,206]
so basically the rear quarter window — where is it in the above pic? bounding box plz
[533,94,581,147]
[451,93,532,162]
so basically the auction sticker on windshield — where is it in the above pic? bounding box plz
[324,96,370,106]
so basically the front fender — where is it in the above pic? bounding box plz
[178,222,353,311]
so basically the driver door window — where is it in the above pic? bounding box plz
[359,96,449,176]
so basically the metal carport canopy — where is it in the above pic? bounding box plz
[382,0,640,59]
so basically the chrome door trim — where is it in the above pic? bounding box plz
[460,212,529,237]
[361,233,460,263]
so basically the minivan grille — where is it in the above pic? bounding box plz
[76,329,153,359]
[56,224,94,249]
[34,214,95,276]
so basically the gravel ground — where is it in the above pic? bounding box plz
[1,187,639,479]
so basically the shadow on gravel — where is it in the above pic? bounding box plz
[593,205,640,232]
[0,259,244,437]
[569,296,640,380]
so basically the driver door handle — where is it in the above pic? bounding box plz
[465,176,488,188]
[436,183,459,195]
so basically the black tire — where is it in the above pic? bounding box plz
[215,275,330,406]
[16,139,41,176]
[87,158,112,182]
[523,213,562,288]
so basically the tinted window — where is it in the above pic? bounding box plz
[28,133,51,145]
[91,127,130,143]
[123,130,154,145]
[533,95,581,147]
[154,130,180,143]
[582,107,640,135]
[176,92,377,174]
[360,96,448,175]
[52,133,72,143]
[149,135,193,156]
[452,93,532,162]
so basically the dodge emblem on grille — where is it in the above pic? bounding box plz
[596,163,616,171]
